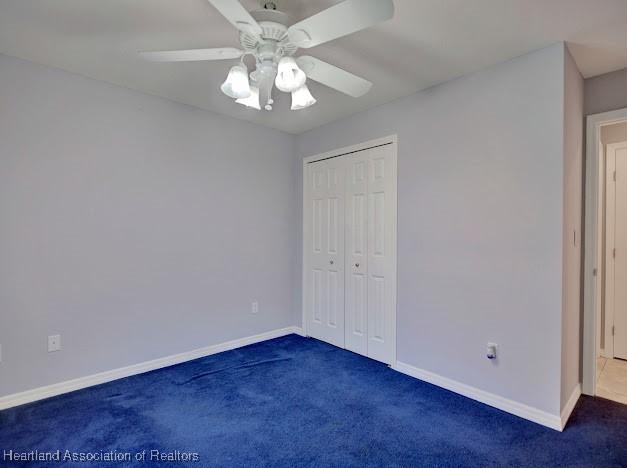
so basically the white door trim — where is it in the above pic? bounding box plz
[302,135,398,365]
[583,108,627,396]
[303,135,398,165]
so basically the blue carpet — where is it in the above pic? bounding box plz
[1,334,627,467]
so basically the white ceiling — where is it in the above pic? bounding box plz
[1,0,627,134]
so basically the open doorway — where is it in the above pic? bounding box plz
[583,108,627,403]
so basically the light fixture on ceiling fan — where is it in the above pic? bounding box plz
[141,0,394,111]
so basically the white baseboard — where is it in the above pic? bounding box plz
[392,361,562,431]
[560,383,581,430]
[2,329,570,432]
[0,326,303,411]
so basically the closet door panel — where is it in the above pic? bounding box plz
[306,159,345,347]
[345,155,369,355]
[309,164,328,333]
[366,148,396,364]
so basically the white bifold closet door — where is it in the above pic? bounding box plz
[307,157,346,348]
[304,141,396,365]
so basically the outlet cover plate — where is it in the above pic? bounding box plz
[48,335,61,352]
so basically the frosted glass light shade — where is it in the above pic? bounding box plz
[275,57,306,93]
[221,64,251,99]
[291,84,316,110]
[236,86,261,110]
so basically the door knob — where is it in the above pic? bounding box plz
[330,260,334,265]
[355,263,360,268]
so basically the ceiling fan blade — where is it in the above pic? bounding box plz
[140,47,243,62]
[287,0,394,49]
[297,56,372,98]
[207,0,263,36]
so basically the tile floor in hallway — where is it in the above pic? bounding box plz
[597,356,627,404]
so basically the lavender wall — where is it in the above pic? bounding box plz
[0,54,299,397]
[584,67,627,116]
[297,45,566,415]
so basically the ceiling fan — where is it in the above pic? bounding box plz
[141,0,394,111]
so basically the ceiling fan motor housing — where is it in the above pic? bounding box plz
[239,10,297,56]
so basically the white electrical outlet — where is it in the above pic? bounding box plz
[48,335,61,352]
[251,301,258,314]
[486,342,498,360]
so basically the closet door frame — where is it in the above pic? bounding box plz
[302,135,397,365]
